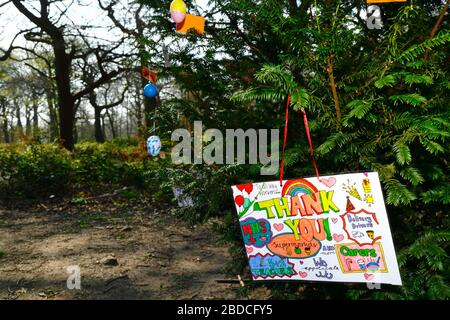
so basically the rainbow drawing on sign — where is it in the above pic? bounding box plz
[282,179,318,197]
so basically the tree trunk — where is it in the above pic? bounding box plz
[324,0,341,128]
[25,105,32,136]
[47,91,59,141]
[53,36,75,150]
[425,0,449,60]
[106,109,116,138]
[46,64,59,141]
[326,56,341,127]
[2,117,9,143]
[125,109,131,138]
[73,117,78,144]
[101,114,106,139]
[94,106,105,143]
[15,99,23,136]
[135,83,143,135]
[117,110,122,138]
[1,101,9,143]
[8,113,14,142]
[33,102,38,134]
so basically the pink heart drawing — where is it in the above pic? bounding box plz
[320,177,336,188]
[300,261,304,265]
[332,218,338,224]
[246,247,253,254]
[274,223,284,232]
[333,233,344,242]
[364,273,374,281]
[299,272,308,278]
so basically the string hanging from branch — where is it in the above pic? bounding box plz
[141,66,161,157]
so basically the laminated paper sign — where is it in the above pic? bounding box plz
[231,172,402,285]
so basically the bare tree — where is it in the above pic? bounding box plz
[98,0,158,135]
[88,83,126,142]
[10,0,125,150]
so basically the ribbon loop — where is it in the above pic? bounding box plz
[279,94,290,186]
[279,93,320,186]
[302,109,320,180]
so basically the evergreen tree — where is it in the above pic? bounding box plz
[141,0,449,299]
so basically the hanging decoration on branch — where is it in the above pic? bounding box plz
[142,67,159,98]
[170,0,187,23]
[141,66,161,157]
[147,135,162,157]
[141,67,158,83]
[143,83,158,98]
[170,0,205,36]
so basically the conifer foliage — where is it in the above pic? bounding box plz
[141,0,449,299]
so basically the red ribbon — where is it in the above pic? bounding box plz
[279,94,290,186]
[279,93,320,186]
[302,109,320,180]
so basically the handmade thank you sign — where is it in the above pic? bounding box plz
[231,172,402,285]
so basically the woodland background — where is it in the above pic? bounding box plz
[0,0,449,300]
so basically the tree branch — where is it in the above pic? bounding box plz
[12,0,61,37]
[98,0,139,38]
[0,0,11,8]
[89,86,126,110]
[424,0,449,60]
[73,69,122,101]
[0,29,30,61]
[326,55,341,127]
[430,0,449,39]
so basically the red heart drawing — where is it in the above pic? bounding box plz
[332,218,338,224]
[244,184,254,194]
[236,185,246,192]
[234,195,244,207]
[333,233,344,242]
[246,247,253,254]
[273,223,284,231]
[364,273,374,281]
[319,177,336,188]
[299,272,308,278]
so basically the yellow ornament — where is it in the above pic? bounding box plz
[170,0,187,14]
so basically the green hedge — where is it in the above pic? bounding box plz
[0,140,159,200]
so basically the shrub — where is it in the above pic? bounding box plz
[0,143,73,199]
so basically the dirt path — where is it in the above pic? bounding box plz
[0,201,240,300]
